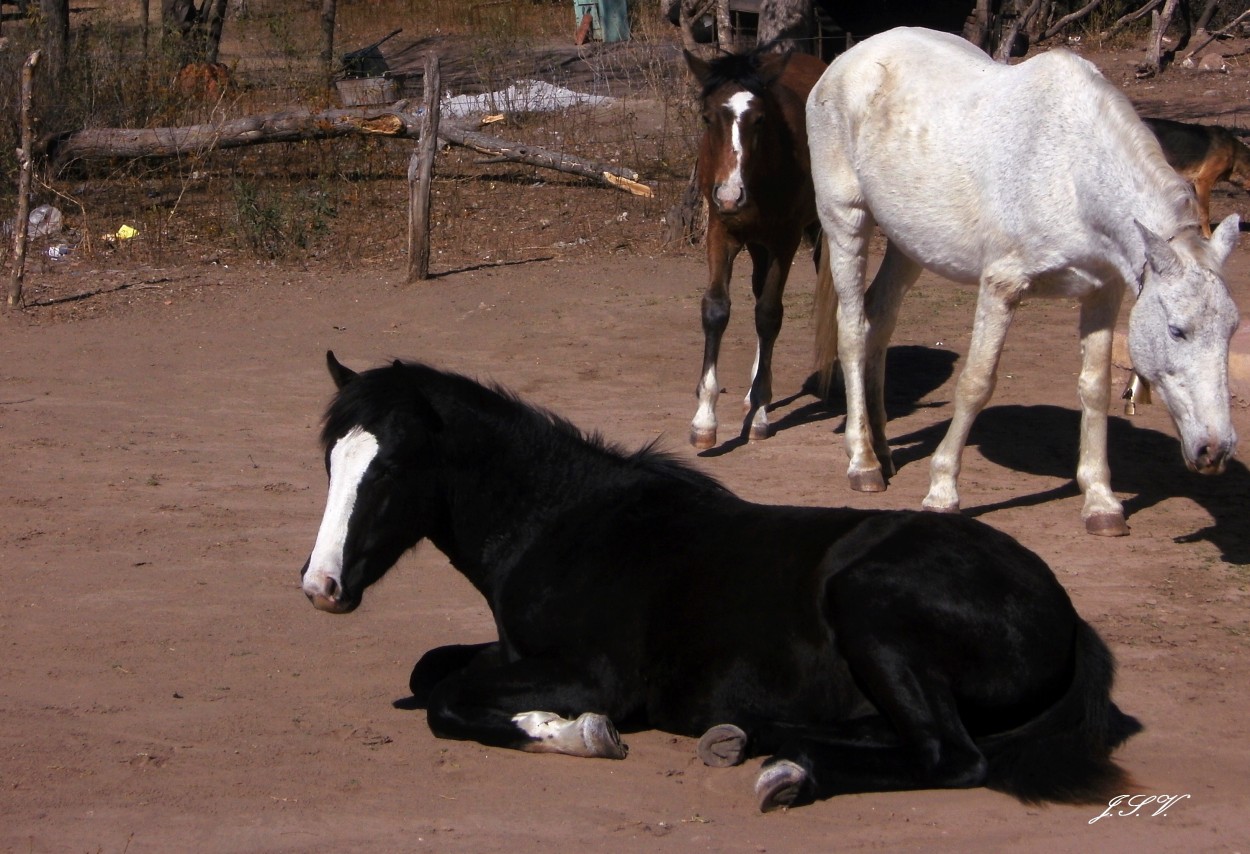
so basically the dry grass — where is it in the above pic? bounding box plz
[0,0,699,269]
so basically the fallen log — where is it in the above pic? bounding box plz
[41,104,655,197]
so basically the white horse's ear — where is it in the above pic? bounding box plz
[1208,214,1240,267]
[1136,220,1183,278]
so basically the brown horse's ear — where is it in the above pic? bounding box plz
[326,350,358,389]
[684,48,711,85]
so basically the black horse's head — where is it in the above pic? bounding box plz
[300,351,444,613]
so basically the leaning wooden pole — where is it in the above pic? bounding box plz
[8,50,41,309]
[407,54,441,283]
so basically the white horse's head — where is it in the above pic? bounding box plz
[1128,215,1241,474]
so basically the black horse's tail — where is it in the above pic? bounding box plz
[980,620,1142,804]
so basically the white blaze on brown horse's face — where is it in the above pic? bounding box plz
[708,90,758,215]
[302,426,379,613]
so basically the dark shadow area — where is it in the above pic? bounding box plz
[892,404,1250,564]
[699,345,959,458]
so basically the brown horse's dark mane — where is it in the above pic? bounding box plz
[696,48,788,101]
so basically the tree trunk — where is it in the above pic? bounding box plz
[757,0,817,54]
[1142,0,1181,76]
[8,51,41,309]
[162,0,230,65]
[320,0,338,73]
[39,0,68,83]
[1194,0,1220,32]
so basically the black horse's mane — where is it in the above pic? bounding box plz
[322,360,730,494]
[697,46,789,101]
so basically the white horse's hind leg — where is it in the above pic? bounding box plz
[1077,288,1128,536]
[924,271,1026,513]
[862,244,923,476]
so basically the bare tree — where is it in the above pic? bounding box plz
[321,0,338,73]
[162,0,230,65]
[39,0,68,82]
[757,0,819,54]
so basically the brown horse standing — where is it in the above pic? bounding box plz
[686,49,827,449]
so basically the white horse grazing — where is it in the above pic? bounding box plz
[806,27,1240,536]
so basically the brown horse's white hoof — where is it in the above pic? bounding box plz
[749,423,771,442]
[849,469,886,492]
[756,760,806,812]
[697,723,748,767]
[1085,513,1129,537]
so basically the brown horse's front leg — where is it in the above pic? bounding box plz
[692,222,741,449]
[742,240,796,441]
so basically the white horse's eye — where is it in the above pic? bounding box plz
[1168,324,1187,341]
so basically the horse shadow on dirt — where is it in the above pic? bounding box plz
[889,405,1250,565]
[699,345,960,457]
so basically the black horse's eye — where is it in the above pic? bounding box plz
[1168,324,1187,341]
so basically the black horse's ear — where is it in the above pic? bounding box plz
[326,350,358,389]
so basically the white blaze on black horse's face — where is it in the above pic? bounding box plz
[302,426,380,613]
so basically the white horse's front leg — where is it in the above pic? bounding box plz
[1077,288,1128,536]
[924,272,1025,513]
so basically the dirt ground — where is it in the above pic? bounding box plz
[5,33,1250,854]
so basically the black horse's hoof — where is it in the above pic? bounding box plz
[755,760,807,812]
[697,723,748,767]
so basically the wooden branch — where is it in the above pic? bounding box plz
[1181,7,1250,63]
[1106,0,1164,39]
[43,103,655,196]
[1041,0,1106,41]
[8,50,40,310]
[437,123,654,197]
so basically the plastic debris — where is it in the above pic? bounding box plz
[28,204,63,238]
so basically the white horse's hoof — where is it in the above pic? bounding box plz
[755,760,807,812]
[697,723,748,767]
[849,469,886,492]
[1085,513,1129,537]
[690,426,717,450]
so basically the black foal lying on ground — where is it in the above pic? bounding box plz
[300,352,1140,811]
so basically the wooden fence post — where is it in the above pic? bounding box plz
[407,54,441,283]
[8,50,41,309]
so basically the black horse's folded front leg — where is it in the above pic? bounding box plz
[408,642,502,704]
[424,657,628,759]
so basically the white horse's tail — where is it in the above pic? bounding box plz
[812,230,839,397]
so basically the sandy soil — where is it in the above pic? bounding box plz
[4,33,1250,854]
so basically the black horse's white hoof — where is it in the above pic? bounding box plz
[697,723,748,767]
